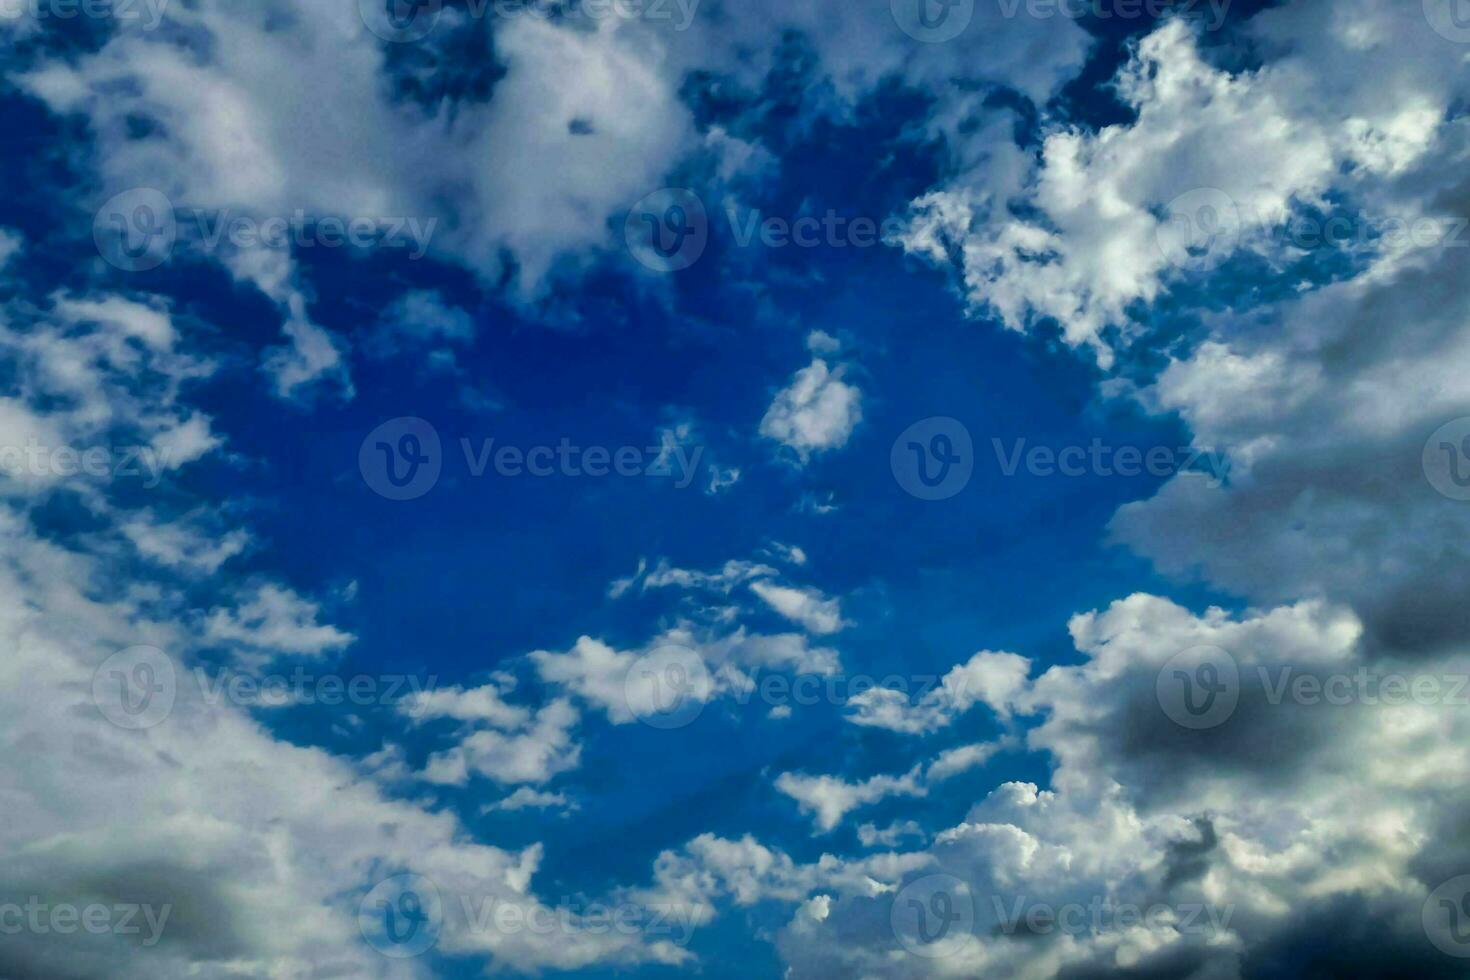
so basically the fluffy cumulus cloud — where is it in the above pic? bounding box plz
[956,2,1470,663]
[416,698,583,787]
[896,3,1468,364]
[624,832,933,929]
[1110,196,1470,659]
[530,622,839,725]
[845,649,1029,734]
[759,356,863,462]
[750,590,1470,978]
[749,580,847,634]
[776,768,927,834]
[615,590,1470,977]
[11,0,1087,397]
[401,680,583,787]
[203,583,356,658]
[119,509,250,575]
[15,1,687,395]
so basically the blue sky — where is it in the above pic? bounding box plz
[4,2,1470,979]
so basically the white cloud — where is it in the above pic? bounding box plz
[896,10,1466,365]
[706,465,741,495]
[16,3,687,395]
[844,650,1029,734]
[765,542,808,566]
[774,769,925,834]
[532,635,689,725]
[805,330,840,356]
[638,557,779,594]
[401,682,533,730]
[756,12,1470,973]
[149,412,225,470]
[775,739,1006,837]
[628,832,932,926]
[203,583,354,658]
[0,228,22,270]
[757,592,1470,978]
[12,4,1470,978]
[759,358,862,462]
[419,699,582,787]
[857,820,926,849]
[120,510,250,574]
[0,295,219,496]
[749,580,847,635]
[531,625,839,724]
[0,300,681,977]
[0,540,679,976]
[486,787,579,813]
[925,741,1004,782]
[400,677,584,787]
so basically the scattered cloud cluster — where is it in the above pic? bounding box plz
[4,2,1468,978]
